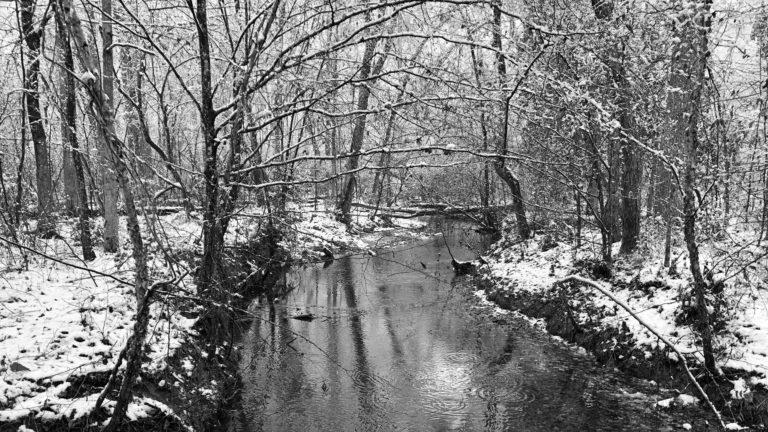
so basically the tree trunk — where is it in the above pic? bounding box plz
[468,37,498,231]
[491,2,530,240]
[605,142,622,243]
[646,160,656,217]
[54,7,95,261]
[723,132,733,219]
[15,98,27,226]
[59,24,79,218]
[101,0,120,252]
[617,94,642,253]
[575,186,582,250]
[667,0,716,373]
[196,0,225,294]
[589,0,643,254]
[19,0,55,236]
[56,0,150,426]
[120,46,148,180]
[594,159,612,262]
[371,42,425,221]
[761,166,768,244]
[336,36,382,225]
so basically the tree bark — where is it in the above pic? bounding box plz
[491,1,530,240]
[14,98,27,226]
[336,35,383,225]
[667,0,716,373]
[193,0,226,295]
[54,6,95,261]
[101,0,120,252]
[616,74,642,254]
[371,42,425,221]
[468,38,497,231]
[589,0,643,254]
[19,0,55,236]
[59,26,79,218]
[119,45,148,179]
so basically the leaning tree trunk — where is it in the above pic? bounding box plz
[336,36,390,225]
[56,1,150,427]
[490,1,530,240]
[337,38,377,224]
[667,0,716,373]
[221,0,280,234]
[19,0,55,236]
[371,42,425,221]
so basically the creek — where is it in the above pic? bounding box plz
[232,220,708,431]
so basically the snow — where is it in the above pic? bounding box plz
[482,222,768,390]
[730,378,751,400]
[80,71,97,84]
[279,202,433,259]
[0,213,200,423]
[656,394,699,408]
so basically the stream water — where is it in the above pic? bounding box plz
[233,220,710,431]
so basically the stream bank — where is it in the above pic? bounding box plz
[0,222,290,432]
[478,226,768,430]
[0,206,404,431]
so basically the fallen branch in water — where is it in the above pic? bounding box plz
[554,275,726,430]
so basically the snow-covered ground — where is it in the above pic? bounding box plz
[481,221,768,412]
[0,212,201,426]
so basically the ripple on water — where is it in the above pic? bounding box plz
[348,368,393,390]
[420,393,469,418]
[472,384,535,405]
[443,351,481,365]
[472,372,536,405]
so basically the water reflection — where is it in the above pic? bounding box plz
[236,220,708,431]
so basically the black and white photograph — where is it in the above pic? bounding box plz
[0,0,764,430]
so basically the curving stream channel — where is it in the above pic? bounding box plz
[232,221,710,431]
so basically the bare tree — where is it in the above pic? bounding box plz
[589,0,643,254]
[491,0,530,240]
[336,20,390,225]
[55,1,151,426]
[101,0,120,252]
[53,4,96,261]
[18,0,55,236]
[667,0,716,373]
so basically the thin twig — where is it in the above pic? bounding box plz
[0,234,133,286]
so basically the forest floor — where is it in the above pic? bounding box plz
[0,205,424,431]
[477,218,768,430]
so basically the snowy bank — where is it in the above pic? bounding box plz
[0,205,430,430]
[478,223,768,428]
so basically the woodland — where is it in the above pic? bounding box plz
[0,0,767,430]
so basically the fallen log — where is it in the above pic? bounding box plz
[352,202,514,218]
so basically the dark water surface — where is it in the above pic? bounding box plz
[235,221,707,431]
